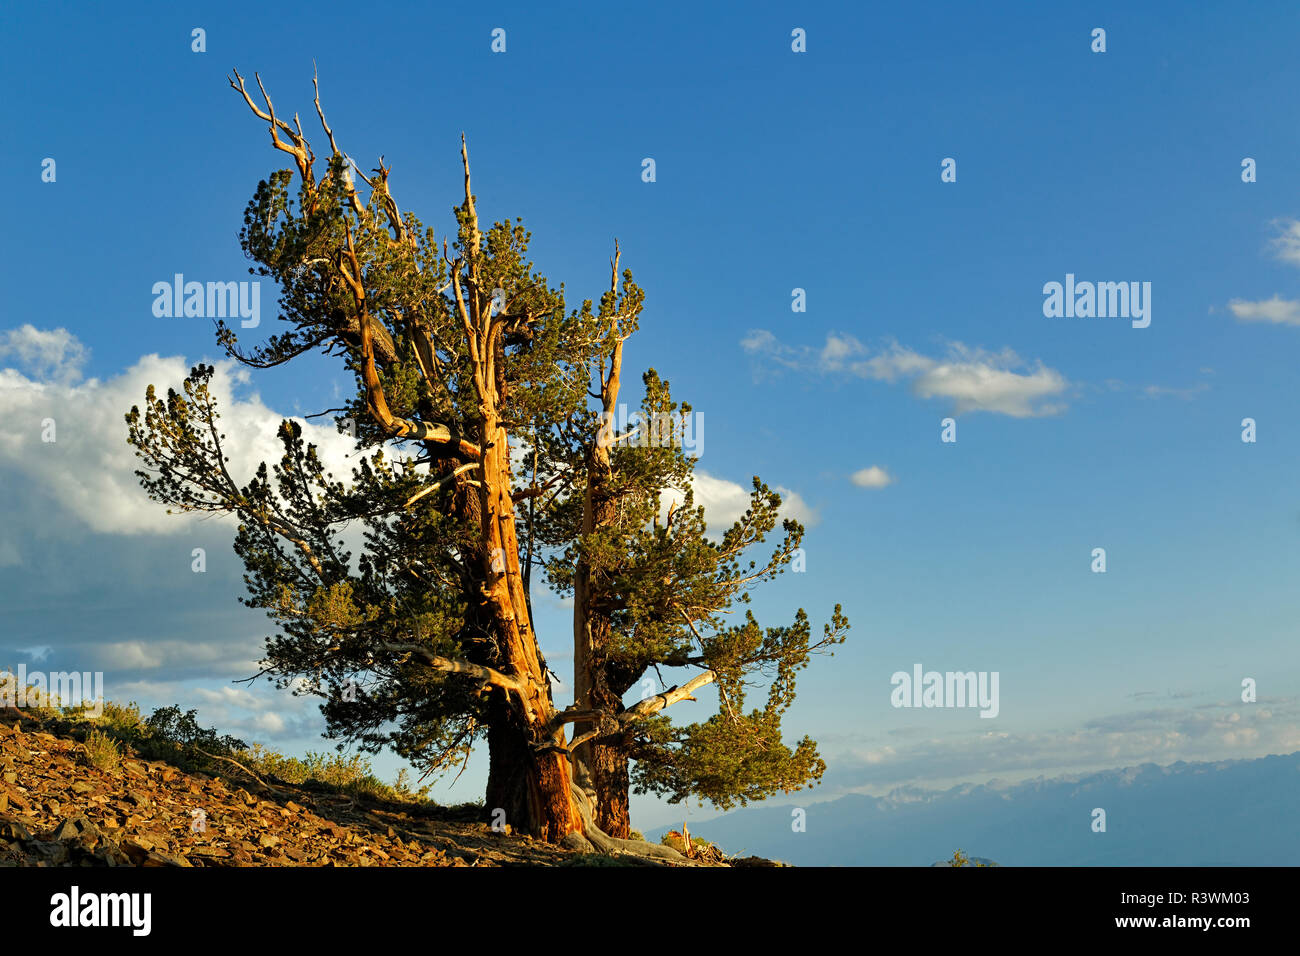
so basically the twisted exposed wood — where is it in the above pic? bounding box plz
[547,669,717,741]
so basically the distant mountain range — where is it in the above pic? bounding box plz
[647,751,1300,866]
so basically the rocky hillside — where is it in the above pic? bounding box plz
[0,707,728,867]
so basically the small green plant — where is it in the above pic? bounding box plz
[391,767,432,800]
[237,744,433,805]
[660,831,715,851]
[84,727,121,772]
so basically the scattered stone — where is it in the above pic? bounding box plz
[0,713,739,868]
[190,846,230,859]
[0,816,34,841]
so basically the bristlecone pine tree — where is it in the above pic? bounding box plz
[125,70,848,856]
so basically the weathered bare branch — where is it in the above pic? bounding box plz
[547,669,718,740]
[228,69,314,183]
[378,643,525,694]
[403,462,480,508]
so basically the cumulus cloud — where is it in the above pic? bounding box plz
[1224,219,1300,327]
[1268,218,1300,266]
[1227,295,1300,326]
[850,466,894,489]
[0,325,88,384]
[93,639,251,673]
[0,328,398,757]
[111,676,321,745]
[0,329,361,536]
[742,331,1069,417]
[661,470,818,533]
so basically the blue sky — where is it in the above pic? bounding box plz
[2,0,1298,831]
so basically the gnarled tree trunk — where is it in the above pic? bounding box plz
[587,727,632,838]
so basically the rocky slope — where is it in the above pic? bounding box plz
[0,708,596,867]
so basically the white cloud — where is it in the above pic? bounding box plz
[662,471,818,532]
[193,685,272,709]
[0,329,361,536]
[739,329,801,369]
[250,711,288,733]
[819,333,864,369]
[1223,219,1300,328]
[0,325,87,384]
[95,639,245,672]
[743,331,1069,417]
[850,466,894,489]
[110,676,320,746]
[1227,295,1300,326]
[1268,218,1300,266]
[911,344,1067,418]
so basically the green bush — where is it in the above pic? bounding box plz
[99,700,148,738]
[6,684,434,808]
[238,744,432,805]
[144,705,247,753]
[83,727,121,772]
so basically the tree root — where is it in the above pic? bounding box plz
[568,784,698,865]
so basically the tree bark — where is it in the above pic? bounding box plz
[588,731,632,838]
[571,462,616,825]
[484,691,581,842]
[475,397,582,841]
[445,152,583,843]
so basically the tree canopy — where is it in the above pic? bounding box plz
[125,70,847,852]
